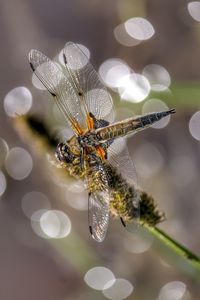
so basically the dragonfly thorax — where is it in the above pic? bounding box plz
[78,131,100,147]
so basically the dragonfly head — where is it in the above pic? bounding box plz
[55,142,75,164]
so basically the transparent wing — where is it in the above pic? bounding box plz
[85,154,110,242]
[88,190,110,242]
[62,42,115,124]
[29,49,87,134]
[107,138,138,186]
[107,138,140,230]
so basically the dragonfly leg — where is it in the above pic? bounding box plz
[120,217,126,228]
[80,147,86,170]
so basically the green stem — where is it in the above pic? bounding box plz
[143,224,200,281]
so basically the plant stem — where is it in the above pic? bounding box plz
[143,223,200,281]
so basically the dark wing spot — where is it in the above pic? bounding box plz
[89,225,93,235]
[50,92,56,97]
[30,62,35,71]
[63,53,67,65]
[78,91,83,96]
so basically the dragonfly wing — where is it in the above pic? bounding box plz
[85,153,111,242]
[29,43,115,133]
[88,190,110,242]
[107,137,138,187]
[107,138,140,230]
[29,49,87,134]
[62,42,115,125]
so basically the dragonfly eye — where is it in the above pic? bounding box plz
[55,142,74,163]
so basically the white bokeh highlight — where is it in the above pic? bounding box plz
[31,209,49,238]
[40,210,71,238]
[142,64,171,91]
[103,278,134,300]
[5,147,33,180]
[189,111,200,140]
[99,58,131,89]
[125,17,155,41]
[84,267,115,291]
[158,281,186,300]
[119,73,150,103]
[0,171,7,197]
[114,23,141,47]
[0,138,9,167]
[22,191,51,219]
[4,87,32,117]
[188,2,200,22]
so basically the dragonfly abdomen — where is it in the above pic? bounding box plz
[139,109,175,127]
[96,109,175,142]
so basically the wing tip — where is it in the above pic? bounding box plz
[28,49,38,61]
[28,49,51,73]
[28,49,47,62]
[64,41,74,47]
[89,225,104,243]
[28,49,40,70]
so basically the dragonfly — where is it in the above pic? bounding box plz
[29,42,175,242]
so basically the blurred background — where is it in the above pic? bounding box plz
[0,0,200,299]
